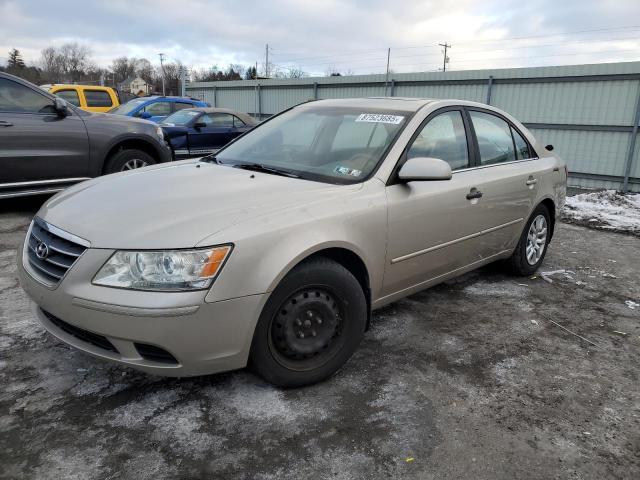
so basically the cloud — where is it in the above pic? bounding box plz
[0,0,639,75]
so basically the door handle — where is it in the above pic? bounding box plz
[466,188,483,200]
[526,178,538,186]
[0,121,13,127]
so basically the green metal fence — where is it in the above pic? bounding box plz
[187,62,640,192]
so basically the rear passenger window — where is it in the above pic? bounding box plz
[511,127,531,160]
[469,111,516,165]
[84,90,113,107]
[407,111,469,170]
[55,90,80,107]
[233,116,246,127]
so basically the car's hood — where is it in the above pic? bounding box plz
[39,161,357,249]
[81,110,156,128]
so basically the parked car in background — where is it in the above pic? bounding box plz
[109,96,209,123]
[161,107,257,158]
[0,72,171,198]
[47,84,120,113]
[17,97,566,387]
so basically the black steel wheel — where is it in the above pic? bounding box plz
[249,258,367,387]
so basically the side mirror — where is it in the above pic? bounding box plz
[54,98,68,117]
[398,157,452,182]
[545,144,554,152]
[193,121,207,129]
[138,111,152,119]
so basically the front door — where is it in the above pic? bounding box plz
[189,112,235,155]
[382,109,496,299]
[0,77,89,184]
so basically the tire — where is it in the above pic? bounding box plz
[507,204,551,276]
[105,149,155,174]
[249,258,367,387]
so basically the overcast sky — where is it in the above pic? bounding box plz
[1,0,639,76]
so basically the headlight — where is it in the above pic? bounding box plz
[93,245,232,291]
[155,125,165,141]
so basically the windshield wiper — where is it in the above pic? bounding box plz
[200,155,221,164]
[230,163,301,178]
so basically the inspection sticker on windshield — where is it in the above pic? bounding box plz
[334,166,362,177]
[356,113,404,124]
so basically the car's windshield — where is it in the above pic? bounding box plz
[109,99,146,114]
[214,106,409,184]
[161,109,201,126]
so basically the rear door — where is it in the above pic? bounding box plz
[464,108,541,256]
[0,77,89,184]
[82,89,115,113]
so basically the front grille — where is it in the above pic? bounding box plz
[134,343,179,365]
[42,310,118,353]
[26,218,87,286]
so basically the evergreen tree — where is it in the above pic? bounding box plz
[7,48,25,69]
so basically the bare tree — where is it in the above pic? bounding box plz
[59,42,92,82]
[40,47,64,83]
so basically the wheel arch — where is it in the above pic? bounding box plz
[101,137,165,174]
[268,243,373,329]
[537,197,556,240]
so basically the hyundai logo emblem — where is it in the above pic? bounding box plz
[35,241,50,259]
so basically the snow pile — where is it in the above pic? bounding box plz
[563,190,640,235]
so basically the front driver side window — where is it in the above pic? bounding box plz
[0,78,56,114]
[407,110,469,170]
[143,102,171,116]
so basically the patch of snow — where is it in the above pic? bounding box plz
[625,300,639,310]
[540,269,576,283]
[563,190,640,234]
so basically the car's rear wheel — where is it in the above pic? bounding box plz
[105,149,155,174]
[507,204,551,275]
[249,258,367,387]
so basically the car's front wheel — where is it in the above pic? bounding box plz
[105,149,155,174]
[507,204,551,275]
[249,258,367,387]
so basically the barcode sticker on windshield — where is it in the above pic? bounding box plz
[356,113,404,124]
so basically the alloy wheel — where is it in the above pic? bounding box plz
[121,158,148,171]
[526,214,547,265]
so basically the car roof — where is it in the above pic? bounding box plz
[305,97,436,112]
[142,96,203,102]
[49,84,114,90]
[181,107,258,125]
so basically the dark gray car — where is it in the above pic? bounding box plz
[0,72,172,199]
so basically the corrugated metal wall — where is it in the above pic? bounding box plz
[188,62,640,192]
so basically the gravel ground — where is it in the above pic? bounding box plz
[1,196,639,480]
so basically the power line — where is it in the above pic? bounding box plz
[438,42,451,72]
[270,26,640,65]
[270,34,639,71]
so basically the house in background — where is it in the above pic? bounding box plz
[118,76,151,96]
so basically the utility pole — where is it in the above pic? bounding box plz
[265,43,269,78]
[438,43,451,72]
[158,52,166,95]
[384,48,391,96]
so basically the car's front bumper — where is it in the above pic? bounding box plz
[17,240,266,377]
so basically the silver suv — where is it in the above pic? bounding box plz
[17,98,566,387]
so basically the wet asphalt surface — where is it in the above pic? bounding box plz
[1,196,639,479]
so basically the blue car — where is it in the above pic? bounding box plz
[109,96,210,123]
[161,108,257,158]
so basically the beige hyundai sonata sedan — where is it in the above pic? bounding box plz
[18,97,566,386]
